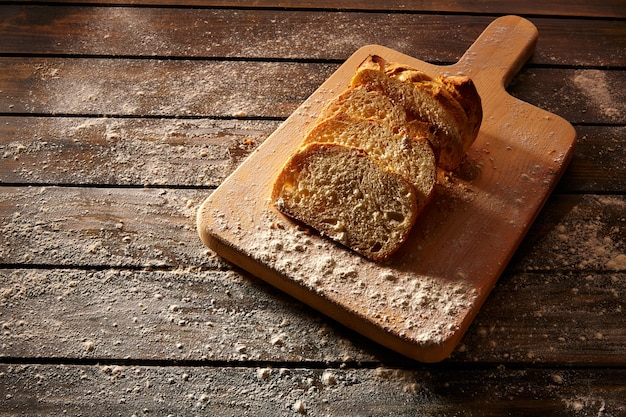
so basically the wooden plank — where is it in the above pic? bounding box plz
[2,118,623,193]
[0,58,624,124]
[0,116,278,187]
[456,270,626,364]
[1,7,625,66]
[0,58,335,118]
[12,0,626,18]
[0,6,481,61]
[0,268,374,363]
[509,193,626,273]
[0,188,623,272]
[509,68,626,126]
[0,364,624,416]
[0,267,623,364]
[556,125,626,194]
[0,186,221,269]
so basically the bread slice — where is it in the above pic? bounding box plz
[272,143,418,261]
[317,86,407,130]
[350,55,482,170]
[302,112,436,210]
[317,85,438,150]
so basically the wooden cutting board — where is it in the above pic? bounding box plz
[197,15,576,362]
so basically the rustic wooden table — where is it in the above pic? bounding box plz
[1,1,624,416]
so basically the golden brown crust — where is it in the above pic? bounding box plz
[439,75,483,152]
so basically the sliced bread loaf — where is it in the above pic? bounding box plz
[272,55,481,261]
[272,143,418,261]
[350,55,482,170]
[301,112,436,210]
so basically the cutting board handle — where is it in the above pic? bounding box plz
[454,15,538,88]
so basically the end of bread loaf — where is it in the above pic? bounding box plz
[350,55,482,171]
[272,143,418,261]
[439,75,483,151]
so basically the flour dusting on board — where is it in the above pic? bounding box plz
[210,206,477,345]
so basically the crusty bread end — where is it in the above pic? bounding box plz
[350,55,482,170]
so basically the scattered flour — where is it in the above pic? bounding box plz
[209,207,477,347]
[0,117,276,187]
[572,70,623,119]
[540,195,626,271]
[0,186,214,268]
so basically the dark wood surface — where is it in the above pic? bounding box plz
[0,1,624,416]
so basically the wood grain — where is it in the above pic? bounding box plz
[13,0,626,18]
[1,364,624,416]
[1,266,623,364]
[556,125,626,194]
[0,267,369,363]
[459,270,626,364]
[0,58,335,118]
[1,59,623,125]
[0,116,277,187]
[0,186,219,269]
[509,194,626,273]
[1,8,625,66]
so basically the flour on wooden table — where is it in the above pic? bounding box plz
[0,117,276,187]
[532,195,626,271]
[573,70,622,118]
